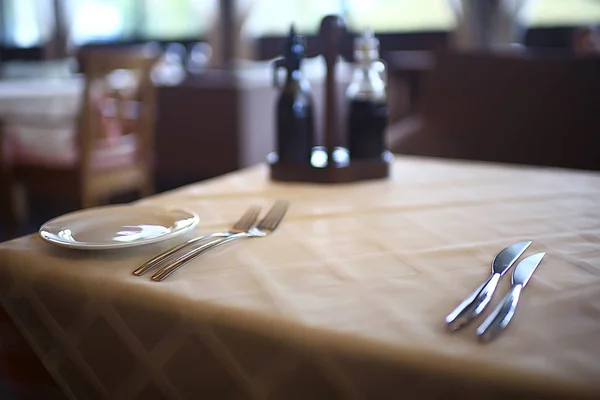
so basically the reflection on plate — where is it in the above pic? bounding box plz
[39,205,199,250]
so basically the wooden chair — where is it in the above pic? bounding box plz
[3,46,160,230]
[0,121,17,240]
[388,51,600,171]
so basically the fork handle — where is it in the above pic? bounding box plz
[445,273,501,331]
[132,232,229,276]
[150,232,249,282]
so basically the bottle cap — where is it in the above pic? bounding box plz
[354,28,379,62]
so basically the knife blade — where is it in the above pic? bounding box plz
[445,241,532,331]
[477,252,546,342]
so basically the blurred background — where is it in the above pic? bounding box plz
[3,1,599,49]
[1,0,599,239]
[3,1,599,57]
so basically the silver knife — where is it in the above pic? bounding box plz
[445,241,532,331]
[477,252,545,342]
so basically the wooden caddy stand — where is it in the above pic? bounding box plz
[269,15,392,184]
[269,152,392,184]
[269,160,392,184]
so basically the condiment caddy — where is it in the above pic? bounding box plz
[268,15,392,184]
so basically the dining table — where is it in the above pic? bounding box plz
[0,76,83,163]
[0,76,82,118]
[0,155,599,399]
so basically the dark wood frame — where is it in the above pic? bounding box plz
[0,121,17,240]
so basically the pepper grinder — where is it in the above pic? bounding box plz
[318,15,346,165]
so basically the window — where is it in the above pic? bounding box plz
[345,0,455,33]
[2,0,215,47]
[69,0,137,44]
[244,0,342,36]
[141,0,214,40]
[246,0,600,36]
[3,0,600,49]
[244,0,455,36]
[526,0,600,27]
[70,0,214,44]
[2,0,52,47]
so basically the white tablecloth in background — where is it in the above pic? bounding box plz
[0,77,82,161]
[0,77,82,119]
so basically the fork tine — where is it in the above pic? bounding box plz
[259,202,284,226]
[257,200,289,231]
[232,206,261,231]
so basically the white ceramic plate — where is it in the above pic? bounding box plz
[39,205,199,250]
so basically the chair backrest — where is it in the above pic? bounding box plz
[392,50,600,171]
[0,120,16,240]
[76,45,161,172]
[0,119,8,175]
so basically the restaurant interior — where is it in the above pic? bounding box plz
[1,0,598,241]
[0,1,599,399]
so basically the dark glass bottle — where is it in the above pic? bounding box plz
[272,26,315,164]
[347,29,388,160]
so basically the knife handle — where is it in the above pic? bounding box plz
[476,284,522,342]
[445,273,501,331]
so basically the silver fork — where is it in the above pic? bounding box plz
[132,206,261,276]
[150,200,289,282]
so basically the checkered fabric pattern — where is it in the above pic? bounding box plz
[0,306,64,399]
[1,158,600,398]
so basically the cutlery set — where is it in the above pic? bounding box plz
[131,199,543,342]
[133,200,289,282]
[445,241,546,342]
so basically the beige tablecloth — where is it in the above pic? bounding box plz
[1,156,599,399]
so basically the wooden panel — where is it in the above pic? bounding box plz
[154,72,240,191]
[391,51,600,171]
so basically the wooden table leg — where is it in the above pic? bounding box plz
[0,121,17,240]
